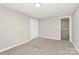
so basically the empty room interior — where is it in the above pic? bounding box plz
[0,3,79,55]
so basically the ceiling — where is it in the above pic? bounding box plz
[0,3,78,19]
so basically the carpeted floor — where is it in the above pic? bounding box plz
[0,37,78,55]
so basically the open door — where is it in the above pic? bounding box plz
[61,18,69,41]
[59,16,72,42]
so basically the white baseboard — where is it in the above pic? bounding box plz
[72,42,79,53]
[39,36,60,40]
[0,39,33,52]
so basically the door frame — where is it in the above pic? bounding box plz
[59,16,72,42]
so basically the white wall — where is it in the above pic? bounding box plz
[39,17,60,40]
[30,18,39,39]
[0,6,31,50]
[72,5,79,52]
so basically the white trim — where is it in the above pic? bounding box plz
[69,16,72,42]
[59,17,61,40]
[59,16,72,42]
[0,39,33,52]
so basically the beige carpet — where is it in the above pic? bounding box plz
[0,37,78,55]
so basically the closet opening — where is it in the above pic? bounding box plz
[60,17,70,41]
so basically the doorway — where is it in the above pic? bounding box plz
[60,17,70,41]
